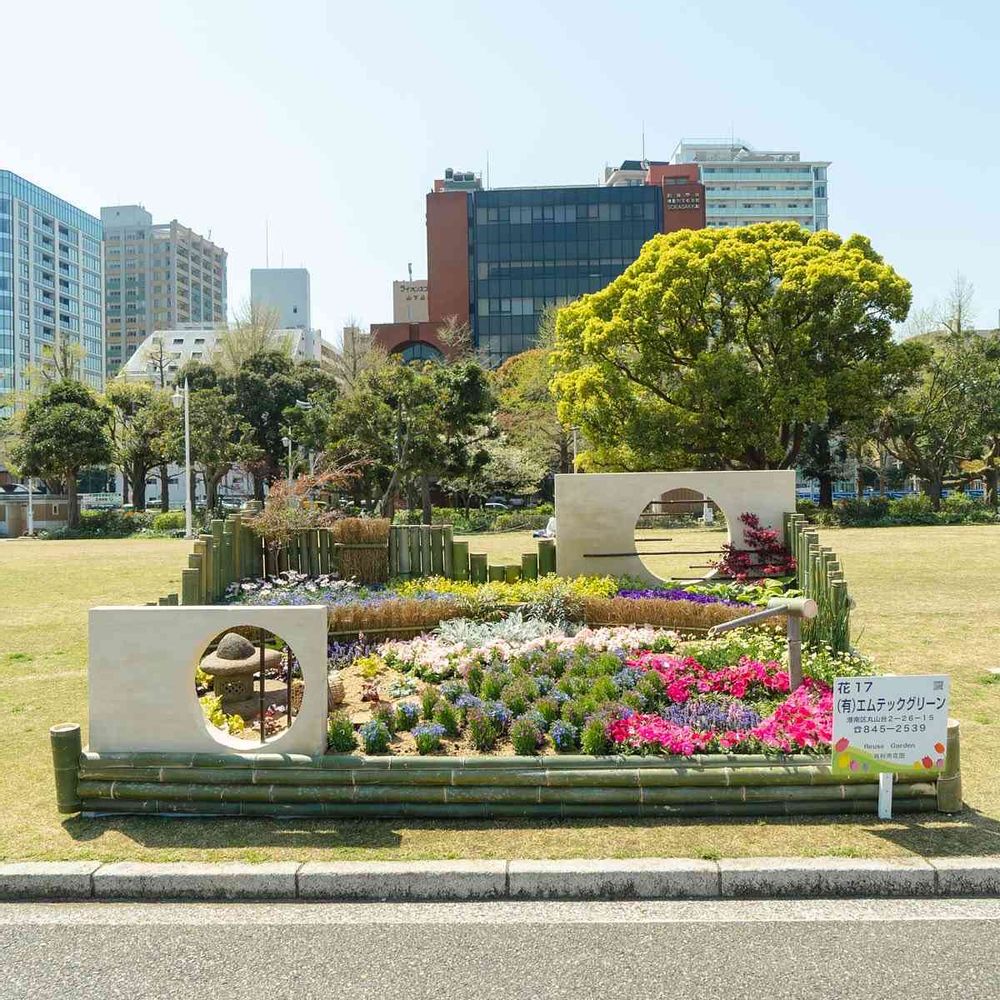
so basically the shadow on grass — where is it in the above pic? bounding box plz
[59,805,1000,858]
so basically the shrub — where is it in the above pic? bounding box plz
[479,670,507,701]
[466,710,499,751]
[421,684,440,720]
[635,669,666,711]
[887,493,936,523]
[511,717,543,755]
[466,664,484,696]
[359,719,391,754]
[580,716,611,755]
[483,700,513,732]
[412,722,447,754]
[561,698,592,730]
[440,680,465,703]
[550,720,579,753]
[371,702,396,734]
[432,700,460,737]
[327,712,357,752]
[152,510,186,532]
[394,702,420,731]
[535,696,560,727]
[501,676,539,717]
[714,512,795,580]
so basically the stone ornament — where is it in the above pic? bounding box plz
[199,632,282,703]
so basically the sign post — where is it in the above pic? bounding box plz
[832,675,950,819]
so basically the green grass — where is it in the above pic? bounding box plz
[1,527,999,862]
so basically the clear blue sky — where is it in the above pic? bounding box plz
[5,0,999,340]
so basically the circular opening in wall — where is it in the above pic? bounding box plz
[194,626,304,745]
[632,489,729,583]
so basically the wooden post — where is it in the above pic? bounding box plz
[521,552,538,581]
[470,552,487,584]
[186,554,204,604]
[504,563,521,583]
[537,538,556,576]
[420,525,432,579]
[181,568,201,606]
[442,526,454,579]
[199,533,214,601]
[210,519,225,598]
[408,527,421,580]
[451,540,470,581]
[193,539,208,602]
[488,564,505,583]
[230,514,243,581]
[430,526,445,577]
[222,521,234,592]
[307,530,320,578]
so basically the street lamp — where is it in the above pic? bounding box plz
[171,376,193,539]
[281,432,293,492]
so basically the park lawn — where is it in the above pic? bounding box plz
[0,528,998,862]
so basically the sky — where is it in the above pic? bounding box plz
[4,0,1000,342]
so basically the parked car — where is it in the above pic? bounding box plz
[484,501,509,511]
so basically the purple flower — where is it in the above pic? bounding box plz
[661,697,762,731]
[616,588,746,607]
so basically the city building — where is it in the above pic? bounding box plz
[250,267,311,328]
[0,170,105,397]
[101,205,227,376]
[669,139,829,231]
[372,163,705,366]
[119,322,331,383]
[371,141,830,367]
[392,279,428,323]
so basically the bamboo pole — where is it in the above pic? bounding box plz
[504,563,521,583]
[210,519,225,597]
[199,532,215,601]
[442,525,454,579]
[181,568,200,606]
[420,525,432,578]
[50,723,82,813]
[521,552,538,581]
[451,540,469,581]
[408,526,421,578]
[469,552,487,584]
[937,719,963,813]
[487,564,505,583]
[537,538,556,575]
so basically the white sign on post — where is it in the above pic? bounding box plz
[832,674,950,776]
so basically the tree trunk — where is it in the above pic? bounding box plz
[67,473,80,529]
[121,470,130,506]
[985,468,998,510]
[818,473,834,509]
[421,476,433,525]
[159,464,170,513]
[206,470,225,512]
[923,476,943,510]
[253,472,265,502]
[131,469,147,511]
[854,452,865,500]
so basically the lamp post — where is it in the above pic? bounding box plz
[281,431,293,492]
[171,376,193,539]
[26,476,34,536]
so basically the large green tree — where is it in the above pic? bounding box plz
[550,223,913,472]
[493,346,574,476]
[104,381,179,510]
[327,358,496,521]
[9,380,111,527]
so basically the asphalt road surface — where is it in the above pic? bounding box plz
[2,898,999,999]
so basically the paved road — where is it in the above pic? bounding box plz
[2,898,999,999]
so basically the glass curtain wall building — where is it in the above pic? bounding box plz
[0,171,104,403]
[470,185,662,365]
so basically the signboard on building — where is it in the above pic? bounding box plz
[832,675,950,775]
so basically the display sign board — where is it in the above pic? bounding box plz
[832,675,950,775]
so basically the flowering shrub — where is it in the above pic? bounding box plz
[713,513,796,581]
[550,720,579,753]
[412,722,447,754]
[616,588,746,607]
[625,653,791,702]
[606,679,831,756]
[359,719,391,754]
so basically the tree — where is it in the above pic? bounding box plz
[493,340,574,476]
[327,321,385,393]
[184,387,260,511]
[441,437,545,513]
[550,223,912,472]
[327,358,496,521]
[8,380,111,527]
[877,334,987,507]
[104,382,179,510]
[213,301,290,373]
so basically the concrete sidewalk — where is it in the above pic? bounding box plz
[1,856,999,902]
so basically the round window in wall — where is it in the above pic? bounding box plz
[194,626,304,745]
[397,341,444,364]
[632,489,728,583]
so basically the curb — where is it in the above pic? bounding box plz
[1,856,999,902]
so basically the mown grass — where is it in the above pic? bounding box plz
[1,527,998,862]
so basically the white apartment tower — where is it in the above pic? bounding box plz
[670,139,830,232]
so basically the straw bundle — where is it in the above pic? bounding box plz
[582,597,785,634]
[333,518,391,584]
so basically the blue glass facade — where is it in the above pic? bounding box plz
[469,185,662,365]
[0,171,104,398]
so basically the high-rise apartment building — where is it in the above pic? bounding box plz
[669,139,829,231]
[101,205,226,376]
[250,267,310,329]
[0,171,105,397]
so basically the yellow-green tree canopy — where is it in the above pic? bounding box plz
[549,222,913,470]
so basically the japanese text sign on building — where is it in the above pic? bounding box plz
[832,675,950,775]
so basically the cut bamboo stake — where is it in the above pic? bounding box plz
[50,723,82,814]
